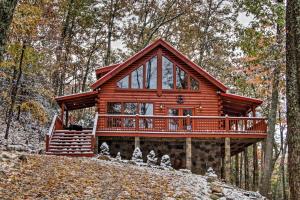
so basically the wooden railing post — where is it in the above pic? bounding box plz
[135,114,140,131]
[92,112,99,153]
[46,135,49,152]
[46,114,58,152]
[225,115,229,131]
[187,114,191,131]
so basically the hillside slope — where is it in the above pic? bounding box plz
[0,151,265,200]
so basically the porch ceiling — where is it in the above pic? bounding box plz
[55,91,98,110]
[220,93,263,116]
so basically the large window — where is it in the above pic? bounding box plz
[117,75,129,88]
[107,102,153,128]
[107,102,122,127]
[107,102,122,114]
[131,65,143,89]
[162,56,174,89]
[176,67,188,89]
[145,56,157,89]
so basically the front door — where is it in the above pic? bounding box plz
[168,107,193,131]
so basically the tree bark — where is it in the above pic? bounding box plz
[253,143,259,191]
[0,0,18,62]
[104,0,118,66]
[4,41,26,139]
[53,0,74,95]
[286,0,300,199]
[235,154,240,186]
[244,148,249,190]
[240,152,244,188]
[0,0,18,63]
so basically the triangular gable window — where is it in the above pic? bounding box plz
[162,56,174,89]
[145,56,157,89]
[131,65,143,89]
[176,66,188,89]
[117,75,129,88]
[116,52,199,91]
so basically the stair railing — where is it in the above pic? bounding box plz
[91,112,99,152]
[46,114,58,152]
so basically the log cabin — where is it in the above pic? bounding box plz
[46,38,267,179]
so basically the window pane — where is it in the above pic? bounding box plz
[168,108,179,131]
[145,56,157,89]
[107,102,122,127]
[162,56,173,89]
[176,67,188,89]
[140,103,153,115]
[117,75,129,88]
[124,103,138,114]
[107,102,122,114]
[131,65,143,89]
[124,103,137,128]
[139,103,153,128]
[190,76,199,91]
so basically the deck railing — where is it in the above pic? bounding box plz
[46,114,63,151]
[97,114,267,134]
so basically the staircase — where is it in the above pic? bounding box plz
[46,130,94,157]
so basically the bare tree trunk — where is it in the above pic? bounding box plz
[286,1,300,199]
[253,143,259,191]
[53,0,74,95]
[240,152,244,188]
[4,41,26,139]
[235,154,240,186]
[260,0,283,197]
[260,141,265,188]
[104,0,118,66]
[0,0,18,62]
[244,148,250,190]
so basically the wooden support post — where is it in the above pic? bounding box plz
[253,143,259,191]
[134,137,140,149]
[61,103,65,127]
[135,114,139,131]
[244,147,249,190]
[235,154,240,186]
[224,137,231,183]
[186,137,192,170]
[65,110,69,128]
[94,136,99,154]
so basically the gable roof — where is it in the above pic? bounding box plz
[91,38,228,92]
[95,63,121,77]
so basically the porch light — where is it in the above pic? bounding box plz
[198,105,203,111]
[159,104,164,110]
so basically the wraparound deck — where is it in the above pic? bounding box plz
[96,114,267,138]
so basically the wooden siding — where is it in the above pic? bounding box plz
[96,46,221,129]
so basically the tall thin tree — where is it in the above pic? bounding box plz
[0,0,18,61]
[286,0,300,199]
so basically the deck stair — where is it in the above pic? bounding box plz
[46,130,94,157]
